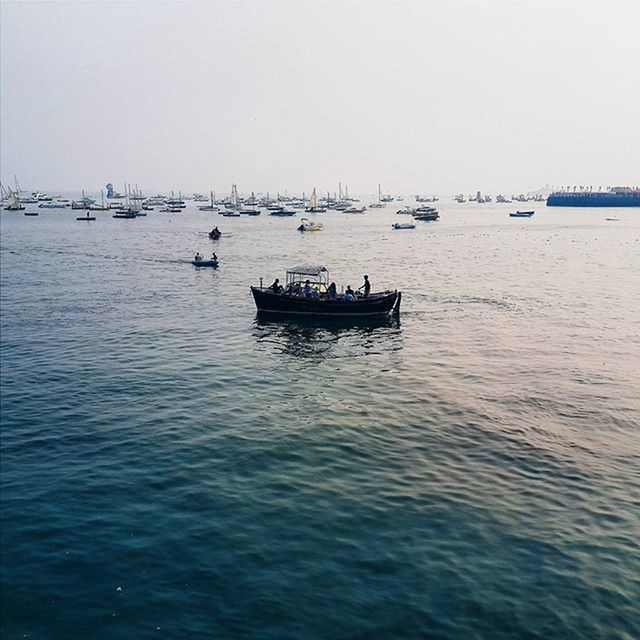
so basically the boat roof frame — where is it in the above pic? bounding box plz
[285,265,329,286]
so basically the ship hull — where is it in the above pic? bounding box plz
[251,288,400,317]
[547,193,640,207]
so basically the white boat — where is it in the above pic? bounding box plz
[392,222,416,229]
[305,188,327,213]
[71,190,96,209]
[220,184,242,216]
[199,190,219,211]
[380,187,394,203]
[369,183,386,208]
[297,217,324,232]
[4,192,24,210]
[88,190,110,211]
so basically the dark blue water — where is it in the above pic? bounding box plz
[2,202,639,639]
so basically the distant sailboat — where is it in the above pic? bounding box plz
[369,184,386,208]
[305,188,327,213]
[4,190,25,210]
[222,184,241,216]
[199,190,219,211]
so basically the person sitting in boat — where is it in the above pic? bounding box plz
[270,278,282,293]
[327,282,337,300]
[358,275,371,298]
[303,280,312,297]
[194,252,203,262]
[344,286,355,302]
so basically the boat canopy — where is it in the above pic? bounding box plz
[286,266,327,276]
[285,265,329,288]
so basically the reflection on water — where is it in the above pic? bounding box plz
[253,314,402,360]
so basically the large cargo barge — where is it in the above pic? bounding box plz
[547,187,640,207]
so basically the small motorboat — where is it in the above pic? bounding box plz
[413,211,440,221]
[509,210,535,217]
[192,258,219,268]
[392,222,416,229]
[297,218,324,232]
[344,206,366,214]
[38,202,68,209]
[113,211,137,218]
[24,211,39,216]
[270,209,297,216]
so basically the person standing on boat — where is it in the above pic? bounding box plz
[358,275,371,298]
[212,252,217,262]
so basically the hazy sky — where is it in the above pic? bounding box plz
[1,0,639,196]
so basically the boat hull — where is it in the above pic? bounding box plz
[251,288,400,317]
[192,260,219,268]
[547,192,640,207]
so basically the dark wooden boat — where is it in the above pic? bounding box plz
[509,210,535,217]
[251,266,401,318]
[192,259,219,268]
[413,212,440,221]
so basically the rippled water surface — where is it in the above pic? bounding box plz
[1,202,639,639]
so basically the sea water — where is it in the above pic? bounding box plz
[1,202,639,639]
